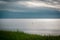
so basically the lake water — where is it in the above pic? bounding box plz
[0,19,60,36]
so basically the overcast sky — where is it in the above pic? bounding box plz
[0,0,60,12]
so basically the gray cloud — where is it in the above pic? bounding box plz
[0,0,60,12]
[0,0,60,2]
[0,0,30,1]
[0,0,20,2]
[0,0,60,5]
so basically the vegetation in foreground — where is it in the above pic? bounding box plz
[0,30,60,40]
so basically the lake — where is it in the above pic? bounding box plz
[0,19,60,36]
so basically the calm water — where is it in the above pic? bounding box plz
[0,19,60,35]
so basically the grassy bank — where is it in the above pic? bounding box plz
[0,30,60,40]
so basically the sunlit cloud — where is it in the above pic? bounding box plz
[17,1,60,8]
[0,0,60,12]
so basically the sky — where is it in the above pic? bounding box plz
[0,0,60,12]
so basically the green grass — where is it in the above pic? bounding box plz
[0,30,60,40]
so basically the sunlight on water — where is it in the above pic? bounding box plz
[0,19,60,35]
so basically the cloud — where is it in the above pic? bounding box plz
[0,0,60,3]
[0,0,20,2]
[0,0,60,12]
[0,0,34,1]
[0,0,60,5]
